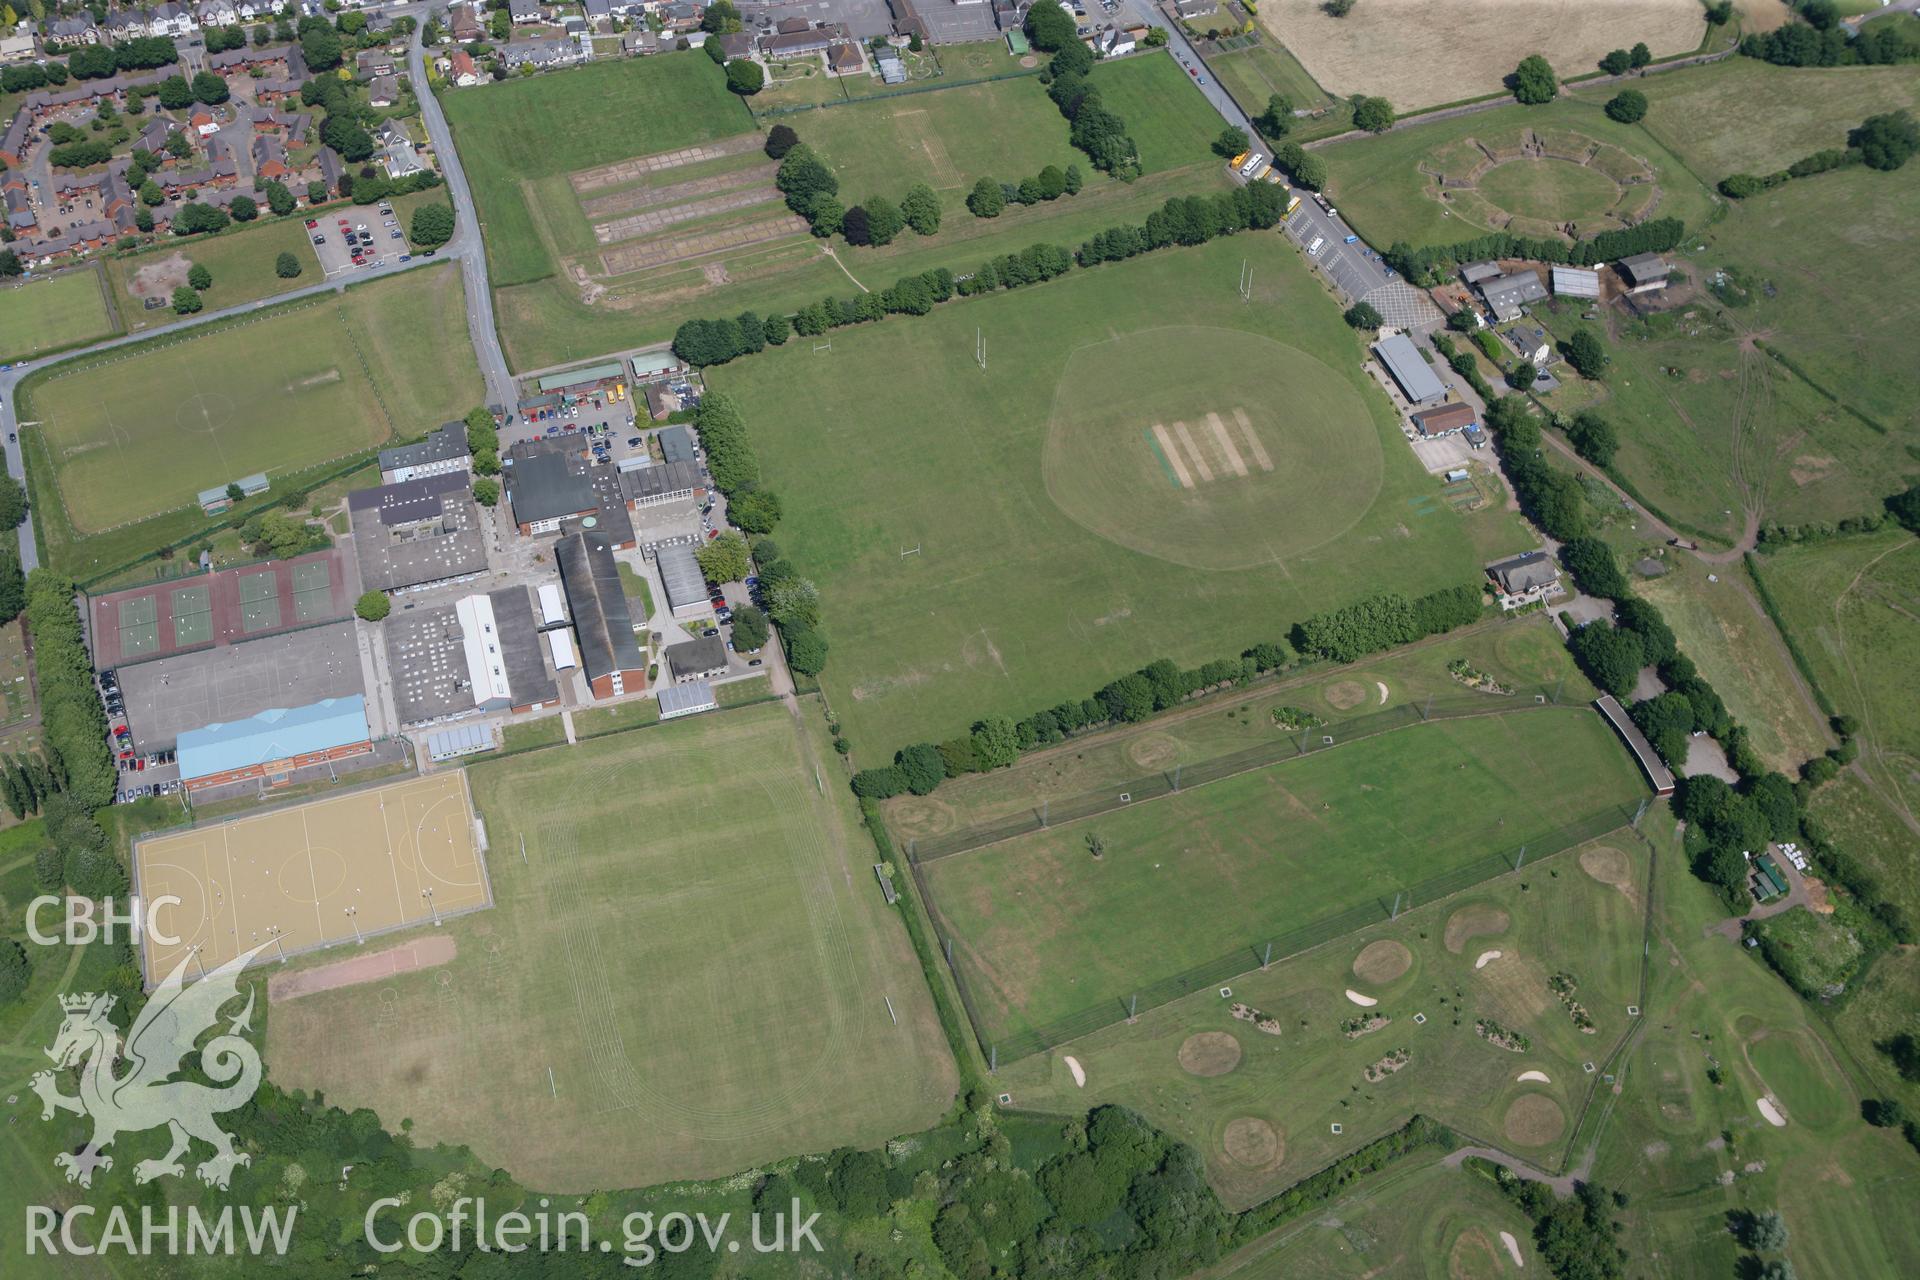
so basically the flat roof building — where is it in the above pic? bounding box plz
[1478,269,1549,322]
[117,620,366,756]
[507,449,598,535]
[379,421,471,484]
[555,531,647,699]
[620,459,705,511]
[658,680,716,720]
[348,473,489,594]
[177,695,372,791]
[1594,694,1676,796]
[658,424,696,465]
[1371,334,1447,405]
[1550,266,1602,299]
[654,542,711,620]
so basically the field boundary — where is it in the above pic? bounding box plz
[919,789,1643,1063]
[904,690,1580,861]
[748,65,1045,120]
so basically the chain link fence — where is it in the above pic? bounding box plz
[921,797,1641,1066]
[908,687,1573,863]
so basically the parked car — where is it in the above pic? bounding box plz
[748,658,764,667]
[702,628,719,638]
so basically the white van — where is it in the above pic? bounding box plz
[1307,236,1325,257]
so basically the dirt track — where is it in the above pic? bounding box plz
[268,934,457,1003]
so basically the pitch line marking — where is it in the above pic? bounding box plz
[1208,411,1250,478]
[1151,423,1195,489]
[1233,407,1275,471]
[1172,421,1214,483]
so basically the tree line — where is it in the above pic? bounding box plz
[1075,182,1294,265]
[1741,2,1919,67]
[1028,2,1142,179]
[1719,111,1919,196]
[23,571,116,814]
[966,163,1084,217]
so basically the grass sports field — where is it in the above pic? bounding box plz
[134,773,486,982]
[716,234,1534,751]
[1210,39,1333,117]
[997,823,1652,1209]
[1087,52,1229,176]
[265,703,957,1191]
[440,52,750,286]
[887,614,1595,841]
[0,267,117,361]
[22,264,482,547]
[921,706,1646,1050]
[1317,93,1713,250]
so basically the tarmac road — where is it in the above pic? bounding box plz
[0,22,507,577]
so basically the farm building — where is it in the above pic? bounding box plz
[1485,550,1561,609]
[1411,403,1477,438]
[1550,266,1601,299]
[1593,694,1676,797]
[665,635,729,683]
[1371,334,1447,405]
[1616,253,1671,293]
[176,695,373,792]
[555,530,648,699]
[658,681,717,720]
[1477,270,1548,323]
[655,542,712,621]
[1460,261,1504,285]
[1754,853,1790,900]
[379,421,471,484]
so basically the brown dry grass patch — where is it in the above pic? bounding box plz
[1127,733,1181,771]
[1258,0,1706,111]
[1448,1227,1505,1280]
[1323,679,1368,711]
[1353,939,1413,984]
[1503,1092,1567,1147]
[1222,1116,1284,1169]
[1179,1031,1244,1077]
[1444,903,1510,954]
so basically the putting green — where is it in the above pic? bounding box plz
[1041,326,1381,570]
[1475,157,1624,225]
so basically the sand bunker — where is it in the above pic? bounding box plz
[1345,989,1378,1007]
[1064,1055,1086,1087]
[1503,1093,1567,1147]
[1376,681,1390,705]
[1223,1116,1284,1169]
[1517,1069,1551,1084]
[1445,904,1510,954]
[1353,939,1413,984]
[1179,1031,1243,1077]
[1757,1097,1787,1127]
[1500,1230,1526,1267]
[1476,949,1504,969]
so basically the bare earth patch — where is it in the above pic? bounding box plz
[1222,1116,1284,1169]
[1445,904,1510,954]
[268,935,458,1003]
[1503,1092,1567,1147]
[128,252,193,299]
[1179,1031,1243,1077]
[1259,0,1706,110]
[1353,939,1413,984]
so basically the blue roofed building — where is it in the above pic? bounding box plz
[177,696,373,791]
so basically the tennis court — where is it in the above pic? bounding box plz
[87,548,355,669]
[133,771,490,983]
[171,583,214,647]
[114,595,162,659]
[292,559,335,622]
[238,570,283,633]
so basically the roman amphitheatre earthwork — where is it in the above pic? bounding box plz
[1421,127,1661,240]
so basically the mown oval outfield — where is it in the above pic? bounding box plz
[1042,326,1381,570]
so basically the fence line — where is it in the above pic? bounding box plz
[923,798,1640,1065]
[749,66,1044,119]
[908,688,1573,862]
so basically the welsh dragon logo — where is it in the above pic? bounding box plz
[31,941,271,1191]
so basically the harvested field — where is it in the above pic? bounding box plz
[600,214,811,275]
[1259,0,1708,111]
[593,188,787,245]
[568,134,765,193]
[578,160,781,220]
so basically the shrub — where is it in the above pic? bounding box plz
[1604,89,1648,123]
[355,591,391,622]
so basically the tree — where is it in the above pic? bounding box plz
[0,939,31,1005]
[187,263,212,291]
[471,477,499,507]
[728,488,781,533]
[171,286,202,314]
[730,605,769,651]
[139,179,166,207]
[1629,41,1651,69]
[410,203,455,247]
[1024,0,1077,51]
[1849,111,1919,172]
[1212,125,1250,158]
[767,578,821,630]
[165,128,193,160]
[229,194,257,222]
[1563,328,1607,379]
[895,743,945,796]
[1600,48,1631,75]
[967,176,1006,218]
[901,182,941,236]
[0,251,21,279]
[764,123,799,159]
[0,477,25,530]
[1323,0,1355,15]
[725,58,764,95]
[275,250,302,278]
[301,24,344,71]
[863,196,904,246]
[355,591,390,622]
[695,531,751,583]
[1745,1210,1789,1251]
[971,716,1020,770]
[1507,359,1538,389]
[1564,409,1618,465]
[1706,1,1734,25]
[1885,1031,1920,1082]
[1603,87,1649,124]
[158,74,194,110]
[1342,301,1382,329]
[1257,93,1295,137]
[1510,54,1558,105]
[1559,536,1628,599]
[784,627,828,676]
[191,70,230,104]
[701,0,743,33]
[1568,622,1646,698]
[1350,95,1394,133]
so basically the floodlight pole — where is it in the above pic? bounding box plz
[989,1046,997,1073]
[422,886,439,926]
[345,906,363,944]
[1039,799,1048,828]
[271,929,287,964]
[1390,891,1402,921]
[944,936,953,965]
[1129,994,1138,1020]
[1262,942,1272,970]
[190,944,207,980]
[1172,764,1182,792]
[1515,844,1528,871]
